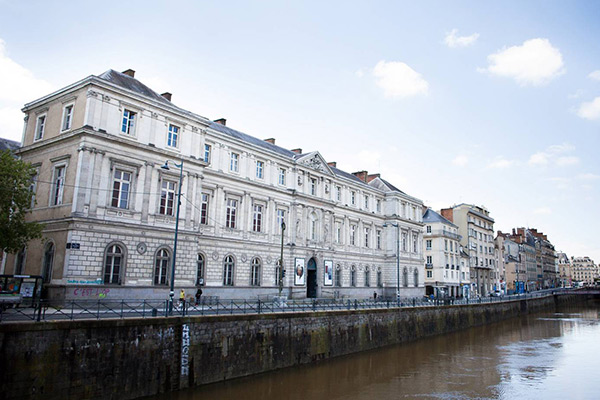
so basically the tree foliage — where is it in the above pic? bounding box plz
[0,150,44,253]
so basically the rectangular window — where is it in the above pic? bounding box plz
[427,255,432,264]
[29,171,38,209]
[376,199,381,213]
[365,270,370,287]
[62,105,73,131]
[364,228,370,248]
[310,178,317,195]
[351,191,356,205]
[167,124,179,148]
[200,193,209,224]
[336,186,341,201]
[204,144,211,163]
[51,165,65,206]
[336,223,342,244]
[413,234,418,252]
[445,240,448,251]
[376,230,381,249]
[230,153,239,172]
[364,195,369,209]
[426,240,432,250]
[278,168,286,185]
[335,266,342,287]
[121,109,136,135]
[35,115,46,140]
[377,270,382,287]
[226,199,238,228]
[426,225,431,233]
[427,271,432,278]
[277,209,286,232]
[111,169,131,209]
[402,232,407,252]
[252,204,263,232]
[350,225,356,246]
[256,160,264,179]
[159,180,177,215]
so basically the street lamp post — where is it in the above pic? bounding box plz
[278,221,286,297]
[161,158,184,315]
[384,223,400,303]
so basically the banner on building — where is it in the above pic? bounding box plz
[324,260,333,286]
[294,258,305,286]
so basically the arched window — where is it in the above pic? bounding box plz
[14,247,26,275]
[335,264,341,287]
[223,255,235,286]
[251,257,261,286]
[154,248,170,286]
[403,267,408,287]
[42,242,55,283]
[365,268,370,287]
[196,253,205,286]
[414,269,419,287]
[104,244,125,284]
[351,265,356,287]
[377,269,383,287]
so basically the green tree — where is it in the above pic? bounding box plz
[0,150,44,253]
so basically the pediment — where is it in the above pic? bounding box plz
[296,151,333,175]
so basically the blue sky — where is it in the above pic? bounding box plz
[1,0,599,263]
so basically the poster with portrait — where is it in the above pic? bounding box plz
[294,257,306,286]
[324,260,333,286]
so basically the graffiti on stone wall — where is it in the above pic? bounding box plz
[181,324,190,376]
[72,287,110,298]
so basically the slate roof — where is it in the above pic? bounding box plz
[95,69,405,193]
[0,138,20,152]
[423,208,456,227]
[379,178,405,194]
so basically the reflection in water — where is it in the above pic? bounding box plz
[150,303,600,400]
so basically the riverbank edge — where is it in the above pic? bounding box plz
[0,294,586,400]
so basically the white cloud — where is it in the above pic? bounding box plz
[355,68,366,78]
[577,97,600,120]
[528,152,549,165]
[444,29,479,48]
[372,60,429,99]
[568,89,585,99]
[480,38,565,86]
[589,70,600,81]
[487,157,516,169]
[452,155,468,166]
[547,177,570,190]
[0,38,54,141]
[528,143,578,167]
[577,173,600,181]
[556,156,579,166]
[534,207,552,215]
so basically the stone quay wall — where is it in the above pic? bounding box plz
[0,294,584,400]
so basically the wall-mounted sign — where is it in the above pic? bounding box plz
[324,260,333,286]
[294,258,305,286]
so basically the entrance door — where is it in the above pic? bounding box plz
[307,258,317,298]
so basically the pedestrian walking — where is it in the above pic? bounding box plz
[179,289,185,308]
[195,288,203,305]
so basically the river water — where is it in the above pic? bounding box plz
[153,302,600,400]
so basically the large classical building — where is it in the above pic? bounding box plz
[4,69,425,301]
[422,208,468,297]
[496,232,524,294]
[441,204,496,296]
[571,256,597,286]
[556,252,572,288]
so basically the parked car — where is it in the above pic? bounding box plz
[491,290,503,297]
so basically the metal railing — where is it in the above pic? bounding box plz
[0,288,588,323]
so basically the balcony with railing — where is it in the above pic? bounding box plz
[424,229,461,241]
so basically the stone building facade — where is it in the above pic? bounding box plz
[441,204,496,296]
[570,256,597,286]
[422,208,468,297]
[5,69,425,300]
[556,252,572,287]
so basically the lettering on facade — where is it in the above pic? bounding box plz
[181,324,190,376]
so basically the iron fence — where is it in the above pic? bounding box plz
[0,288,584,323]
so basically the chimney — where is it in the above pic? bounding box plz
[352,170,368,183]
[291,148,302,154]
[264,138,276,144]
[367,173,380,183]
[161,92,172,101]
[122,69,135,78]
[327,161,337,168]
[440,208,454,222]
[214,118,226,126]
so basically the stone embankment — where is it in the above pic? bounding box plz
[0,294,584,400]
